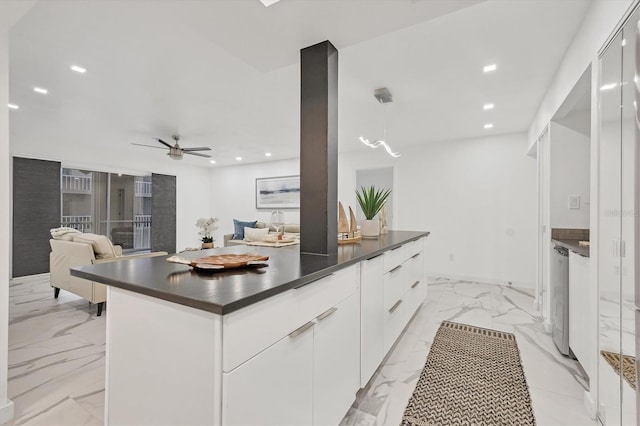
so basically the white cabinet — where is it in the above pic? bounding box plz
[360,253,385,386]
[223,325,314,426]
[223,264,360,426]
[363,237,427,383]
[313,293,359,425]
[569,251,592,379]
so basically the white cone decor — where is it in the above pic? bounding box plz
[355,186,391,240]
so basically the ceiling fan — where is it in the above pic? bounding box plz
[132,135,212,160]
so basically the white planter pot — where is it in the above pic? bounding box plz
[360,219,380,239]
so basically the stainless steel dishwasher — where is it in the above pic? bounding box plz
[551,244,570,356]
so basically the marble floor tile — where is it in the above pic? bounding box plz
[344,277,593,426]
[529,387,597,426]
[9,275,594,426]
[7,276,106,426]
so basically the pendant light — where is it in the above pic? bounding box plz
[359,87,400,158]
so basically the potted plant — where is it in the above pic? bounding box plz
[355,186,391,238]
[196,217,219,249]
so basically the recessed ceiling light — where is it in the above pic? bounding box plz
[8,104,19,110]
[259,0,281,6]
[70,65,87,74]
[484,123,494,129]
[33,87,48,94]
[483,103,494,110]
[265,152,272,157]
[600,83,618,91]
[210,160,216,164]
[236,156,242,161]
[483,64,497,73]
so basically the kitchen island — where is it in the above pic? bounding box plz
[72,230,429,425]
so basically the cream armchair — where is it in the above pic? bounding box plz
[49,238,167,316]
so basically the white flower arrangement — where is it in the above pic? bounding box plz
[196,217,219,243]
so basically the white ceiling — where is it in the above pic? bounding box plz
[8,0,591,167]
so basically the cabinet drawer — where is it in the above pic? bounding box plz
[403,238,422,260]
[222,264,358,372]
[383,295,406,353]
[383,263,405,311]
[223,325,314,426]
[405,277,425,319]
[383,245,405,272]
[408,251,424,290]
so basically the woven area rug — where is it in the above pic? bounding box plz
[601,350,637,390]
[401,321,536,426]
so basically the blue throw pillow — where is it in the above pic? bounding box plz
[233,219,257,240]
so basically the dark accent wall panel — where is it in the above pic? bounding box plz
[13,157,61,277]
[151,173,176,254]
[299,40,339,256]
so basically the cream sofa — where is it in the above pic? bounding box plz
[49,237,167,316]
[224,222,300,247]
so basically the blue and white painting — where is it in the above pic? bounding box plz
[256,175,300,209]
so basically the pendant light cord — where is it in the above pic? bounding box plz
[383,103,387,142]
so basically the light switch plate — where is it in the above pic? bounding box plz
[568,195,580,209]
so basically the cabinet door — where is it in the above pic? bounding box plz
[383,294,406,353]
[223,323,314,426]
[313,293,360,426]
[569,252,592,379]
[360,254,385,386]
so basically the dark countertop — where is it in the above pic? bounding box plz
[71,230,429,315]
[553,239,590,258]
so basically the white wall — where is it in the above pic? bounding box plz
[340,133,537,288]
[210,158,300,239]
[212,132,537,288]
[0,22,12,426]
[1,3,37,423]
[528,0,633,150]
[550,121,591,229]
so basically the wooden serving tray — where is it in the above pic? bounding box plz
[167,253,269,271]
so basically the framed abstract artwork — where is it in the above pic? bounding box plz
[255,175,300,209]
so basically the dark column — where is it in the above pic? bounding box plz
[13,157,61,277]
[151,173,176,254]
[300,40,338,255]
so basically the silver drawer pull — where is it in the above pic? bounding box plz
[390,245,402,251]
[289,321,315,339]
[411,280,420,289]
[411,253,421,259]
[389,300,402,313]
[316,307,338,322]
[389,265,402,274]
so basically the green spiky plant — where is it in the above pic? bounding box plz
[355,186,391,220]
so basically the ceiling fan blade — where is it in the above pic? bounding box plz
[181,147,212,152]
[156,138,173,148]
[184,151,212,158]
[132,143,167,150]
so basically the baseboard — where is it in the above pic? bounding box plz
[0,399,14,425]
[429,272,535,290]
[10,272,50,283]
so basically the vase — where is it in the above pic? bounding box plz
[360,219,380,239]
[201,242,214,249]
